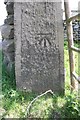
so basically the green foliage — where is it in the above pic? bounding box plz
[74,40,80,48]
[2,63,16,94]
[63,94,80,118]
[1,41,80,119]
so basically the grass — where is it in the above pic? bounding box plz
[0,41,80,119]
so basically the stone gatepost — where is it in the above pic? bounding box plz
[14,1,64,94]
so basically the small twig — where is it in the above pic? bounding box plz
[26,90,54,117]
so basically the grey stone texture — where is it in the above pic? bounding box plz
[1,1,14,71]
[15,2,64,94]
[4,15,14,25]
[1,25,14,39]
[6,2,14,15]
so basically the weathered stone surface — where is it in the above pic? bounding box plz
[2,0,14,72]
[3,55,14,71]
[2,39,14,53]
[6,2,14,15]
[3,51,15,64]
[4,0,7,4]
[15,2,64,94]
[1,25,14,39]
[4,15,14,25]
[4,0,14,4]
[7,52,15,61]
